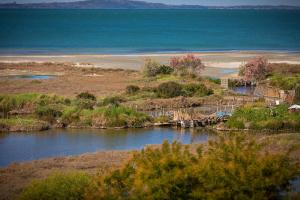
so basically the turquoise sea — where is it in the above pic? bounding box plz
[0,9,300,54]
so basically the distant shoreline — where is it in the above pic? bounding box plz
[1,50,300,70]
[1,49,300,56]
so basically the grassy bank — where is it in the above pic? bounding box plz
[226,102,300,131]
[0,92,153,131]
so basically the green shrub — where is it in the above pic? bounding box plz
[35,94,66,106]
[157,81,183,98]
[35,105,63,122]
[269,74,300,90]
[157,65,174,75]
[257,119,284,131]
[142,58,161,77]
[0,93,39,117]
[61,106,81,124]
[0,118,48,129]
[18,172,92,200]
[125,85,140,95]
[141,86,157,92]
[73,99,95,110]
[93,105,151,127]
[125,90,157,101]
[206,77,221,85]
[283,120,300,130]
[60,103,151,128]
[88,136,298,200]
[226,119,245,129]
[142,59,174,77]
[76,92,96,101]
[182,83,213,97]
[100,96,125,106]
[64,98,71,105]
[226,103,300,130]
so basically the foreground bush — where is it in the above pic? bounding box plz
[19,172,92,200]
[18,136,299,200]
[88,135,298,200]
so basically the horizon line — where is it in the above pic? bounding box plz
[1,0,300,7]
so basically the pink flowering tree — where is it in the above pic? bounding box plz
[170,54,205,76]
[239,57,270,82]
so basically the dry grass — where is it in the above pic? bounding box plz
[0,63,141,97]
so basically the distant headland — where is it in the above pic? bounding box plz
[0,0,300,9]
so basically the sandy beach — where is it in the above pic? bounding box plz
[1,51,300,70]
[0,51,300,96]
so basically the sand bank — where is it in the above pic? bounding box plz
[1,51,300,70]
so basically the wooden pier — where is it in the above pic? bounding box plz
[174,115,228,128]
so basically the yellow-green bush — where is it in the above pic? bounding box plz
[19,172,92,200]
[17,136,299,200]
[87,135,298,200]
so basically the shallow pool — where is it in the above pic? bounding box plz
[0,75,55,80]
[231,86,256,95]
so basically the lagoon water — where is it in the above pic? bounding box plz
[0,128,212,167]
[0,9,300,54]
[0,75,55,80]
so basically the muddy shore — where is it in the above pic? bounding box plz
[0,150,134,200]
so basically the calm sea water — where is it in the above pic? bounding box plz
[0,128,211,167]
[0,9,300,54]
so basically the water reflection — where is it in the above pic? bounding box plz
[231,86,256,95]
[0,75,55,80]
[0,127,214,167]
